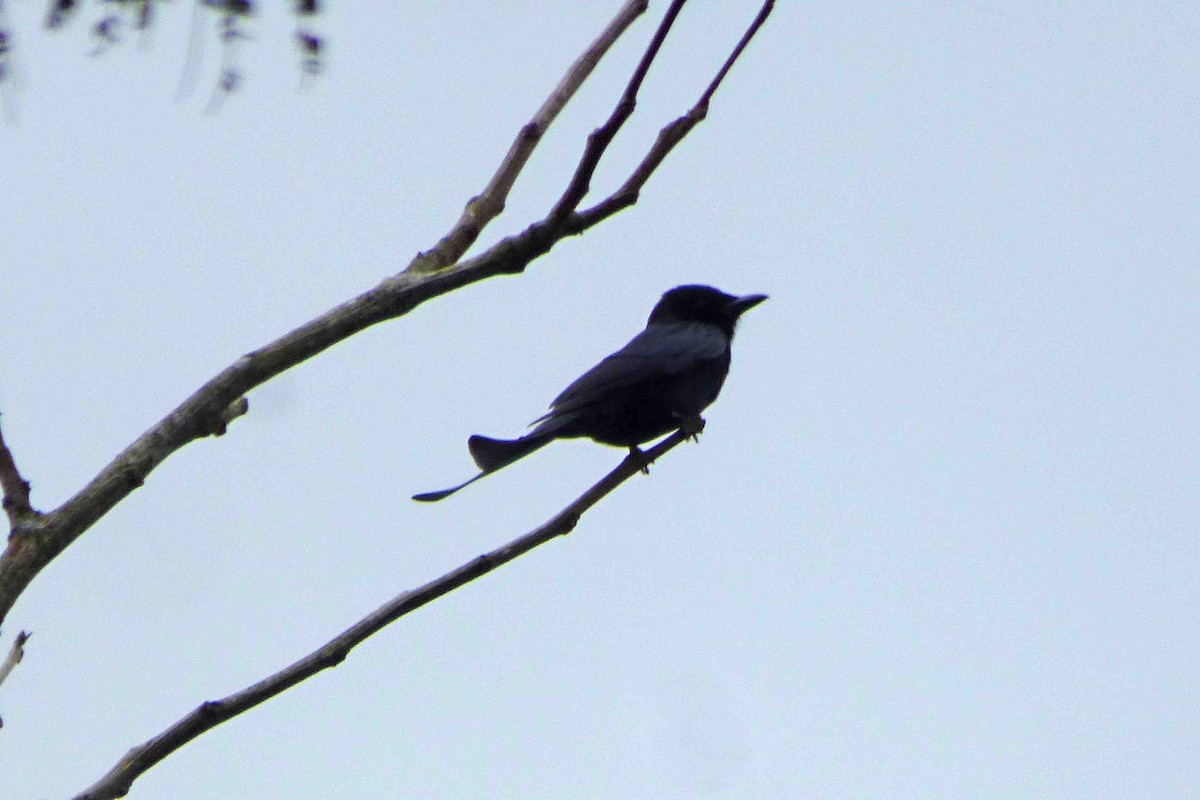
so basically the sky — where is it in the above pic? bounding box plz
[2,2,1198,798]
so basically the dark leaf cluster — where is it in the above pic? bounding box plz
[22,0,325,98]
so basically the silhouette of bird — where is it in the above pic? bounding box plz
[413,284,766,502]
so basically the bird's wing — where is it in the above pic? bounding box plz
[538,321,728,420]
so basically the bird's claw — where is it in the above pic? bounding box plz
[676,414,706,443]
[627,445,652,474]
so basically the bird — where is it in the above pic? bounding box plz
[412,284,767,502]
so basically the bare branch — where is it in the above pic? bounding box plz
[437,0,775,269]
[71,421,704,800]
[545,0,686,229]
[411,0,648,273]
[0,414,38,527]
[0,629,29,688]
[0,629,30,729]
[568,0,776,233]
[0,0,773,628]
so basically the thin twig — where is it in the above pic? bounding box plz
[0,629,28,689]
[411,0,649,273]
[0,628,30,728]
[435,0,774,267]
[70,422,703,800]
[569,0,775,233]
[545,0,687,229]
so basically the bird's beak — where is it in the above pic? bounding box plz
[729,293,768,316]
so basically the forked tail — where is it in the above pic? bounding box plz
[412,432,554,502]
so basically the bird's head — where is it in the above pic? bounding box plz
[648,284,768,337]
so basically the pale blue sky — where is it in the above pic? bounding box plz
[3,3,1198,798]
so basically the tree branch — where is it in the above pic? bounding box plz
[0,629,29,688]
[0,414,38,527]
[0,629,30,729]
[0,0,773,628]
[70,421,704,800]
[568,0,775,233]
[544,0,688,229]
[411,0,649,273]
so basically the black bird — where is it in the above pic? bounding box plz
[413,284,766,502]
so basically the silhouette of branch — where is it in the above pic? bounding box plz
[413,0,774,273]
[569,0,775,232]
[0,0,773,628]
[544,0,686,229]
[415,0,649,272]
[70,421,703,800]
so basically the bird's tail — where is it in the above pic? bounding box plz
[468,433,552,472]
[411,432,554,503]
[411,473,486,503]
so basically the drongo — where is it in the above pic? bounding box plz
[413,284,766,502]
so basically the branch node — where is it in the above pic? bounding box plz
[400,0,649,277]
[535,0,773,247]
[517,120,542,145]
[122,457,150,490]
[7,515,46,540]
[208,397,250,437]
[198,699,224,717]
[0,483,29,512]
[555,511,581,535]
[318,649,347,669]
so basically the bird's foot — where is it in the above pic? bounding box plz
[676,414,706,443]
[627,445,652,474]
